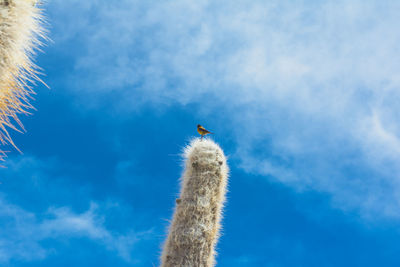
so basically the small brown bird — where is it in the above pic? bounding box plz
[197,124,213,140]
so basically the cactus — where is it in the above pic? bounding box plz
[161,138,229,267]
[0,0,46,157]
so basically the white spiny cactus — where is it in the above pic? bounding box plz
[0,0,46,157]
[161,138,229,267]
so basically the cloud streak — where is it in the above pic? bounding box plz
[0,197,151,263]
[0,154,155,264]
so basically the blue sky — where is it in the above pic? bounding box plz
[2,0,400,266]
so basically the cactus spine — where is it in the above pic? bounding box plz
[0,0,46,156]
[161,138,229,267]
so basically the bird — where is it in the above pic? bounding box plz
[197,124,213,140]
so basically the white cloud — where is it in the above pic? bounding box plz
[0,199,47,263]
[0,197,152,263]
[47,0,400,220]
[0,155,153,264]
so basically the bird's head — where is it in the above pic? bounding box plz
[197,124,201,128]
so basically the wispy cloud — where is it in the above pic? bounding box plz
[46,0,400,220]
[0,154,154,264]
[0,197,152,263]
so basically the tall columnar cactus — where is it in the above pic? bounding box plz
[161,138,229,267]
[0,0,46,156]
